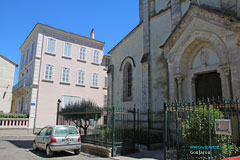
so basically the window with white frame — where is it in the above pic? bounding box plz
[61,67,70,83]
[79,47,86,61]
[63,42,72,58]
[77,70,85,85]
[46,38,56,54]
[91,73,98,87]
[104,95,107,107]
[44,64,54,81]
[25,49,29,66]
[62,96,81,108]
[104,77,108,88]
[92,50,99,64]
[30,43,34,61]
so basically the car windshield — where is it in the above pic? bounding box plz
[55,126,78,136]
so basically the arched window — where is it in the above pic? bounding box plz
[123,62,132,101]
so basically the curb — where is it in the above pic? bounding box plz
[0,135,35,140]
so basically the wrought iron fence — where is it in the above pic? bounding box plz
[164,98,240,160]
[58,106,164,157]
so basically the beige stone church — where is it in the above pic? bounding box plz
[108,0,240,112]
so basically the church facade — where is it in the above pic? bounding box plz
[108,0,240,112]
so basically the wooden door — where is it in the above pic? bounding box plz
[195,72,222,100]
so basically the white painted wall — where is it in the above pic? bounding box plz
[0,57,16,113]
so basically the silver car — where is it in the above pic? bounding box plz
[33,125,81,157]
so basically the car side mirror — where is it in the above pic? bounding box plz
[34,132,40,135]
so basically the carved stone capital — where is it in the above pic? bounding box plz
[192,76,197,84]
[174,74,184,84]
[220,64,231,76]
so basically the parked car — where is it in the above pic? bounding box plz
[33,125,81,157]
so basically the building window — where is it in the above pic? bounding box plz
[104,95,107,107]
[92,50,99,64]
[44,64,54,81]
[61,67,70,83]
[63,42,72,58]
[79,47,86,61]
[123,63,132,101]
[46,38,56,54]
[21,54,25,69]
[104,77,108,88]
[30,43,34,61]
[91,73,98,87]
[77,70,85,85]
[62,95,81,108]
[25,49,29,66]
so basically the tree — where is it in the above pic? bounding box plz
[60,99,102,136]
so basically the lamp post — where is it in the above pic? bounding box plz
[56,99,61,125]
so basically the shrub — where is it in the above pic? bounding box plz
[181,105,239,159]
[0,113,28,118]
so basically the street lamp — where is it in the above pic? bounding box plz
[56,99,61,125]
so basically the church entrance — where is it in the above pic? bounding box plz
[195,72,222,99]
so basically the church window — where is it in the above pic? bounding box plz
[123,62,132,101]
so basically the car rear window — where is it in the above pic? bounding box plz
[55,126,78,136]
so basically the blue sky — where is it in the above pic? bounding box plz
[0,0,139,84]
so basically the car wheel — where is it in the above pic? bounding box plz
[74,149,81,155]
[33,142,38,151]
[46,145,53,157]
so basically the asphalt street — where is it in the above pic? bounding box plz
[0,137,111,160]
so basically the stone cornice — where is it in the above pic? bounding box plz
[20,23,105,51]
[160,4,240,55]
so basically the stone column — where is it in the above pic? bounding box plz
[221,65,232,99]
[191,76,197,101]
[174,75,184,101]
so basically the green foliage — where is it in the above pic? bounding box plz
[0,113,28,118]
[60,99,102,136]
[181,105,239,158]
[99,126,112,139]
[60,99,102,121]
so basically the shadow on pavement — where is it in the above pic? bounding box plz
[30,149,77,158]
[124,149,163,160]
[7,140,78,158]
[6,140,34,149]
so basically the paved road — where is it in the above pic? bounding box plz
[0,137,111,160]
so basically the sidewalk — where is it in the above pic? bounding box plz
[111,149,163,160]
[0,128,35,139]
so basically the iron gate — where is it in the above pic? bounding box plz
[164,98,240,160]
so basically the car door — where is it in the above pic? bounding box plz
[42,127,53,149]
[36,127,48,149]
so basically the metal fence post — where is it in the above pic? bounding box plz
[94,113,97,145]
[112,106,116,157]
[164,102,168,160]
[147,109,150,150]
[175,101,179,160]
[133,107,136,152]
[207,98,212,160]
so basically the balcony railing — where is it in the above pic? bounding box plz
[0,118,29,128]
[12,79,31,92]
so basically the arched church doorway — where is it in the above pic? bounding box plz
[195,72,222,99]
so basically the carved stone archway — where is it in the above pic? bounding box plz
[167,30,231,101]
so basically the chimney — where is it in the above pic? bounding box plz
[90,29,94,39]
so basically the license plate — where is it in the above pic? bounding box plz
[64,138,73,143]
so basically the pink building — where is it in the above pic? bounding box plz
[12,23,109,130]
